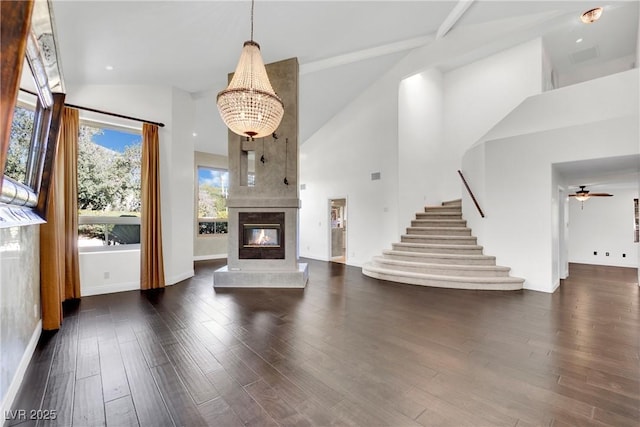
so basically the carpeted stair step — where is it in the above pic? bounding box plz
[424,205,462,214]
[391,242,484,255]
[416,212,463,220]
[362,263,524,290]
[371,257,511,277]
[400,234,478,245]
[411,219,467,227]
[442,199,462,206]
[407,226,472,236]
[382,250,496,265]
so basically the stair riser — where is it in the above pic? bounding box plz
[415,213,463,220]
[401,236,478,245]
[391,244,483,255]
[411,220,467,227]
[372,261,510,277]
[384,254,496,265]
[362,269,523,291]
[407,228,471,236]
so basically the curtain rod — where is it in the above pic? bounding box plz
[19,88,165,128]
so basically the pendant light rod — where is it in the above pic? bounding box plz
[250,0,255,41]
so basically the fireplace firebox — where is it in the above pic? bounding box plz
[238,212,285,259]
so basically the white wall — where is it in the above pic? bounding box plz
[192,87,228,156]
[299,73,400,266]
[79,250,141,296]
[66,84,195,289]
[568,187,639,268]
[462,69,639,292]
[0,226,41,419]
[396,40,543,240]
[444,38,543,199]
[301,37,546,267]
[398,68,444,231]
[165,87,195,284]
[396,39,544,239]
[557,54,636,88]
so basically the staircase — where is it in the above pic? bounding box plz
[362,199,524,290]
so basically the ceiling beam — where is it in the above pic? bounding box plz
[300,35,433,75]
[436,0,475,39]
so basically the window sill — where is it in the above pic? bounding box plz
[79,244,140,254]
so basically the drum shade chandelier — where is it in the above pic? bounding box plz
[217,0,284,139]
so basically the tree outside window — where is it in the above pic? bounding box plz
[77,124,142,247]
[198,167,228,235]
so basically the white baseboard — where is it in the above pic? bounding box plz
[166,269,195,286]
[1,320,41,427]
[194,254,227,261]
[300,254,329,262]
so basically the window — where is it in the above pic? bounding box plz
[77,123,142,249]
[1,91,61,219]
[197,166,228,235]
[0,0,64,226]
[5,98,36,185]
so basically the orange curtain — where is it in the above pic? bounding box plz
[140,123,165,290]
[40,107,81,330]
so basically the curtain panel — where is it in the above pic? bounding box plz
[140,123,165,290]
[40,106,81,330]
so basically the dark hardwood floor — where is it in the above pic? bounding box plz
[7,260,639,426]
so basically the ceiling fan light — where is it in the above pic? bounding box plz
[574,194,590,202]
[580,7,603,24]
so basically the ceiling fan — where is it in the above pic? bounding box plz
[569,185,613,208]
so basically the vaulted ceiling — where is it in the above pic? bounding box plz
[53,0,639,191]
[51,0,638,152]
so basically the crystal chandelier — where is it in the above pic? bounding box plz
[217,0,284,139]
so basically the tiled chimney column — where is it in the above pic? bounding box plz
[214,58,308,288]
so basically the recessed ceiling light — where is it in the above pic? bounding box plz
[581,7,603,24]
[576,38,583,43]
[192,132,198,137]
[105,65,114,71]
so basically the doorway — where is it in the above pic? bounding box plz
[329,198,347,263]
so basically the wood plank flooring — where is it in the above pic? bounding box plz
[7,260,639,426]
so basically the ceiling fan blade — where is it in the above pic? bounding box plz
[588,193,613,197]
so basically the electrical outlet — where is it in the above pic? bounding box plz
[104,271,110,279]
[605,252,609,256]
[593,251,597,255]
[623,253,626,258]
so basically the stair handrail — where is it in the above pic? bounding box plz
[457,170,485,218]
